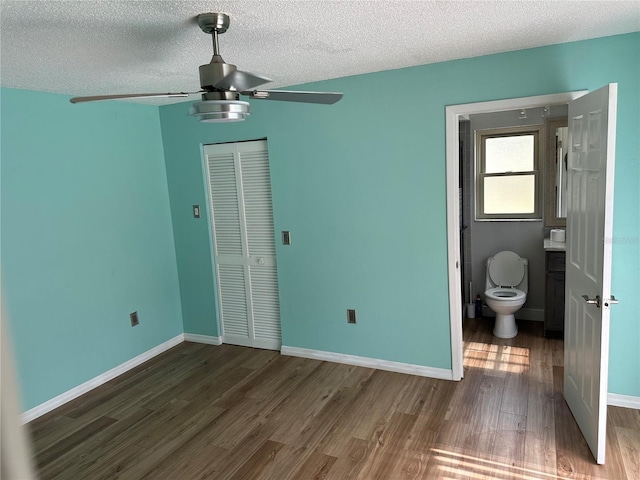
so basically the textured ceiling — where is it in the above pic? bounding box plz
[1,1,639,105]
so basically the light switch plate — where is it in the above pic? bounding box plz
[193,205,201,218]
[282,231,291,245]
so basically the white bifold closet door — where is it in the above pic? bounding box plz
[204,140,281,350]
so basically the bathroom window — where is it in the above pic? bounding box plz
[476,125,542,220]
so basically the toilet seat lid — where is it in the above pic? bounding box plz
[489,251,524,287]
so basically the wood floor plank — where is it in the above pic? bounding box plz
[38,407,154,480]
[254,443,318,480]
[355,411,418,480]
[35,415,117,468]
[28,414,76,453]
[443,367,483,424]
[323,437,371,480]
[28,318,640,480]
[616,425,640,479]
[609,404,640,430]
[226,439,286,480]
[291,386,360,452]
[390,449,430,480]
[238,347,279,370]
[411,378,456,430]
[209,365,322,450]
[491,412,526,467]
[601,419,633,480]
[134,403,231,480]
[500,370,529,417]
[144,362,253,411]
[268,361,351,433]
[524,379,557,475]
[243,355,322,400]
[213,355,319,408]
[465,373,505,455]
[337,364,375,388]
[91,406,225,480]
[528,333,555,385]
[290,450,337,480]
[395,376,439,415]
[316,369,412,457]
[189,421,279,479]
[71,398,194,479]
[404,413,438,454]
[137,438,228,480]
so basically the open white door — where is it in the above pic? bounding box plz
[564,84,617,464]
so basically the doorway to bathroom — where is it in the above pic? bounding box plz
[444,91,583,381]
[458,111,560,331]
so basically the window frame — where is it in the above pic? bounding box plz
[475,125,543,221]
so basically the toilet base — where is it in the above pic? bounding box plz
[493,313,518,338]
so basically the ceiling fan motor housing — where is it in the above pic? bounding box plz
[199,56,236,90]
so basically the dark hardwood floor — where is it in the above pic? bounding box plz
[28,318,640,479]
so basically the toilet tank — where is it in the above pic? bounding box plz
[485,252,529,293]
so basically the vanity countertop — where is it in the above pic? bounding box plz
[544,238,566,251]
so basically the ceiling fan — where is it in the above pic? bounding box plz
[70,12,343,122]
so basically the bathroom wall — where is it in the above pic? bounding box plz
[467,106,568,320]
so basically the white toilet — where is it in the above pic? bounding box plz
[484,251,528,339]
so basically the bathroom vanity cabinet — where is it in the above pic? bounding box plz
[544,249,566,338]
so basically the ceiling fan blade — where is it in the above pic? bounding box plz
[69,92,201,104]
[242,90,343,105]
[213,70,272,91]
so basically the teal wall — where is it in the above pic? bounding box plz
[160,33,639,396]
[1,88,183,410]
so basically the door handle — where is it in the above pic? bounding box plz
[582,295,601,308]
[604,295,619,308]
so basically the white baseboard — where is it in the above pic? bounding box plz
[281,345,454,381]
[184,333,222,345]
[608,392,640,410]
[21,334,185,424]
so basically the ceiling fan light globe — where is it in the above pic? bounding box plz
[189,100,251,123]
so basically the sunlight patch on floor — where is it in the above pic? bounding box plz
[464,341,531,374]
[431,448,571,480]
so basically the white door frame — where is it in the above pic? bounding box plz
[445,91,587,380]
